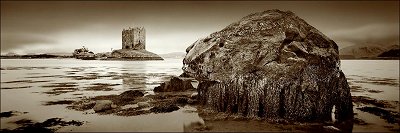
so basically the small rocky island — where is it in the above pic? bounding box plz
[108,27,163,60]
[182,9,353,125]
[73,46,95,60]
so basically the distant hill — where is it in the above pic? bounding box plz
[1,52,73,59]
[378,48,400,58]
[340,45,386,58]
[4,52,18,56]
[45,52,73,56]
[159,52,186,59]
[339,43,399,59]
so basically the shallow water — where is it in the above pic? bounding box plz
[1,59,399,131]
[1,59,205,131]
[341,60,399,101]
[341,60,399,132]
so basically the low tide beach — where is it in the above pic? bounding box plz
[0,59,399,132]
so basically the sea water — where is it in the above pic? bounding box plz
[1,59,398,131]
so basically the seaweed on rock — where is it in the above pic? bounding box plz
[183,9,353,122]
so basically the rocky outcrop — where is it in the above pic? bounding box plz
[183,10,353,122]
[109,49,163,60]
[73,46,96,60]
[150,104,180,113]
[107,27,163,60]
[93,100,115,112]
[153,77,195,92]
[119,90,145,100]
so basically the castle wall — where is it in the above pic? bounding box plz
[133,27,145,50]
[122,27,145,50]
[122,29,133,49]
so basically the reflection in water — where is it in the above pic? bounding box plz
[121,60,147,90]
[122,73,147,90]
[121,73,172,90]
[58,106,205,132]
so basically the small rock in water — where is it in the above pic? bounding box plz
[93,100,114,112]
[111,104,118,109]
[154,77,194,92]
[150,104,180,113]
[119,90,145,100]
[323,126,341,132]
[0,111,27,118]
[82,101,96,110]
[137,102,150,108]
[174,97,189,104]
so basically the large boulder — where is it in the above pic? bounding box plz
[183,10,353,122]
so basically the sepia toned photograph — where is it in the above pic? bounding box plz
[1,0,399,132]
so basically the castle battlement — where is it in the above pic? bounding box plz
[122,26,145,50]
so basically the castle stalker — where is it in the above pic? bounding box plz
[109,26,163,60]
[122,27,145,50]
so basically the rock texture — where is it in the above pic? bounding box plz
[137,102,150,108]
[119,90,145,101]
[73,46,95,60]
[153,77,195,92]
[110,49,163,60]
[150,104,180,113]
[93,100,114,112]
[183,10,353,122]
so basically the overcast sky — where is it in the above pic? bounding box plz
[1,1,399,54]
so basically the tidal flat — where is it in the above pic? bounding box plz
[1,59,399,132]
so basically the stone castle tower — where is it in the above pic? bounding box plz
[122,27,145,50]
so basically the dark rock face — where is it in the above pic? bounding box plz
[119,90,145,100]
[183,10,353,122]
[150,104,180,113]
[154,77,195,92]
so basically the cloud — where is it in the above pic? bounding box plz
[327,23,399,47]
[1,33,57,52]
[1,1,398,54]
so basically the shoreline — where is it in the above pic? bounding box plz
[1,53,398,61]
[0,57,164,61]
